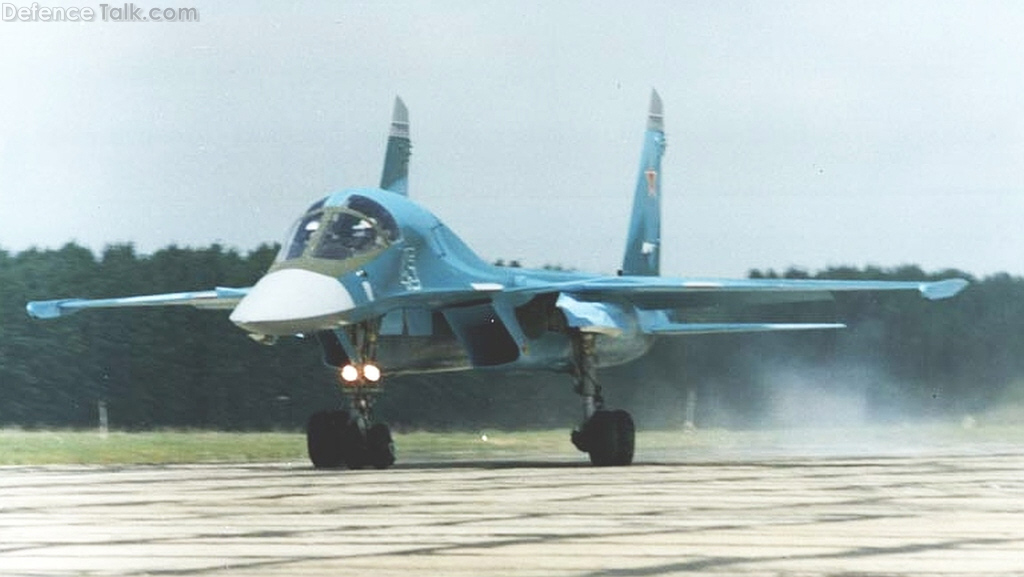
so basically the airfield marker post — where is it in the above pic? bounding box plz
[97,400,109,438]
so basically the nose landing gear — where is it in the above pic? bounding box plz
[305,374,396,470]
[306,321,396,470]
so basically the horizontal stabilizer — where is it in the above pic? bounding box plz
[644,321,846,335]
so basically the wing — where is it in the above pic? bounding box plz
[26,287,250,319]
[370,274,967,337]
[513,275,969,336]
[514,275,968,306]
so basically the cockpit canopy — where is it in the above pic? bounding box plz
[278,194,400,262]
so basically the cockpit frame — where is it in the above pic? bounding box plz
[273,194,401,274]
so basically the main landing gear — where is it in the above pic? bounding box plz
[306,320,396,470]
[305,325,635,469]
[569,331,636,466]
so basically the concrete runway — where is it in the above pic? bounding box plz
[3,448,1024,576]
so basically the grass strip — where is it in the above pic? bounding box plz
[2,423,1023,466]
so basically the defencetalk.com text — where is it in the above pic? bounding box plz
[2,3,199,22]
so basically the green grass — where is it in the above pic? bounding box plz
[2,423,1023,466]
[0,430,309,465]
[0,429,583,466]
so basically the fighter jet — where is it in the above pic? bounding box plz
[27,92,968,469]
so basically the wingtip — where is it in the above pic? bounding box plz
[921,278,970,300]
[390,96,409,137]
[647,88,663,132]
[26,299,74,319]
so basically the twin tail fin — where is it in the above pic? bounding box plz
[621,89,666,277]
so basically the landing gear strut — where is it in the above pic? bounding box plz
[306,320,396,470]
[569,331,635,466]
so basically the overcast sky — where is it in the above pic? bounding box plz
[1,1,1022,278]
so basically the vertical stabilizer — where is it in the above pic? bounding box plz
[621,89,666,276]
[380,96,412,196]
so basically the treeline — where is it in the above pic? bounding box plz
[1,244,1021,431]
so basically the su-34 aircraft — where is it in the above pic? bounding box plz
[28,91,967,469]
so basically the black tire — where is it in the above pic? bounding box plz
[341,416,369,470]
[306,410,346,469]
[367,423,396,470]
[586,409,635,467]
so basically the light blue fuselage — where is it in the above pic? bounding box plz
[265,187,654,376]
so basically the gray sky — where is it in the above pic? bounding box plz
[2,1,1022,278]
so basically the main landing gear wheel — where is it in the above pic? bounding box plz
[573,409,635,467]
[568,330,636,467]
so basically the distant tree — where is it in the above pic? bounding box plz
[0,249,1017,430]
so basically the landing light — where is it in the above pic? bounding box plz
[363,364,381,382]
[340,364,359,383]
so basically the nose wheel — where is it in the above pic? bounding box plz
[306,409,395,470]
